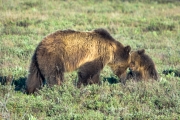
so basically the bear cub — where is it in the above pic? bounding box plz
[127,49,158,81]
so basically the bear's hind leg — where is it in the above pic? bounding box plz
[26,57,44,94]
[45,64,64,87]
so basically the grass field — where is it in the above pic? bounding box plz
[0,0,180,119]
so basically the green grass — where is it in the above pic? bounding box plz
[0,0,180,119]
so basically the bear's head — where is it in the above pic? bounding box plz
[109,45,131,81]
[113,45,131,68]
[129,49,145,72]
[120,45,131,68]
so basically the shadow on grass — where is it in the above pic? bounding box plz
[162,69,180,77]
[0,75,123,93]
[103,76,120,84]
[0,76,26,92]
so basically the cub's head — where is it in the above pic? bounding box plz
[129,49,145,72]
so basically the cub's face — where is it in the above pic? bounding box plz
[129,49,145,72]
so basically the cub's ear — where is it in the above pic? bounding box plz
[124,45,131,53]
[138,49,145,54]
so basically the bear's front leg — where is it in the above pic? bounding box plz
[77,60,103,88]
[77,71,100,88]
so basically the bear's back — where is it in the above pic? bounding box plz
[140,53,155,68]
[43,28,115,43]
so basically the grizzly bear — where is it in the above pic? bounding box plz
[26,28,131,94]
[127,49,158,81]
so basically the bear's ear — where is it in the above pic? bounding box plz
[138,49,145,54]
[124,45,131,53]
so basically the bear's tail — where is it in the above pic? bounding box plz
[26,53,45,94]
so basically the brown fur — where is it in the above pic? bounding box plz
[127,49,158,81]
[77,58,102,87]
[26,28,131,94]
